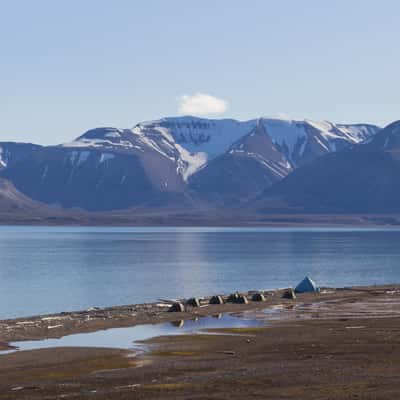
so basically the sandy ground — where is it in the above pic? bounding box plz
[1,285,400,399]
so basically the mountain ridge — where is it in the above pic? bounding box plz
[0,115,382,212]
[254,120,400,213]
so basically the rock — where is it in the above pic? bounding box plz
[237,295,249,304]
[252,293,266,302]
[227,293,240,303]
[187,298,201,307]
[210,295,224,305]
[168,302,185,312]
[282,289,296,299]
[228,293,248,304]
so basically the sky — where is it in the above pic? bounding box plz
[0,0,399,145]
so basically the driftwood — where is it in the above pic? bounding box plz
[216,350,236,356]
[158,298,179,304]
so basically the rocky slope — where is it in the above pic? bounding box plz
[254,121,400,213]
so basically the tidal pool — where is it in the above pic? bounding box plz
[1,313,263,355]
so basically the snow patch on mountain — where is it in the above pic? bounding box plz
[60,117,380,181]
[62,138,132,149]
[175,144,207,180]
[69,150,91,167]
[62,128,136,150]
[337,124,379,142]
[99,153,115,163]
[134,116,257,160]
[259,118,380,165]
[0,148,6,168]
[260,118,307,156]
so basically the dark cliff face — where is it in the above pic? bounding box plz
[1,147,188,211]
[0,142,42,170]
[254,121,400,214]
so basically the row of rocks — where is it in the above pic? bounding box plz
[169,289,296,312]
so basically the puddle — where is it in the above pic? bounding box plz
[0,313,263,356]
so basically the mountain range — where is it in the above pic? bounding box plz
[1,115,399,218]
[255,120,400,213]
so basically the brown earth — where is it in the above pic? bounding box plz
[1,286,400,399]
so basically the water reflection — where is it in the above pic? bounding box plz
[171,320,185,328]
[1,313,262,355]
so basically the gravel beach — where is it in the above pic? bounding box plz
[1,285,400,399]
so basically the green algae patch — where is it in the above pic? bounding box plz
[151,350,200,357]
[0,353,133,384]
[214,326,265,334]
[142,382,192,391]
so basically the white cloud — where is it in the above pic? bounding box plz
[177,93,228,116]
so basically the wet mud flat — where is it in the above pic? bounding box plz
[1,285,400,399]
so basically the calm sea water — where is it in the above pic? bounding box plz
[1,226,400,319]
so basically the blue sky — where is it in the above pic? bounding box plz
[0,0,399,144]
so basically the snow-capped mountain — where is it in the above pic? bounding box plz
[189,121,293,204]
[61,119,258,182]
[131,116,379,172]
[0,116,381,211]
[254,120,400,213]
[61,116,379,179]
[260,119,378,167]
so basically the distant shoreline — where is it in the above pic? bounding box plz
[1,212,400,227]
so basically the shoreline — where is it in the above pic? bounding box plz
[2,284,400,398]
[0,284,395,347]
[0,287,298,346]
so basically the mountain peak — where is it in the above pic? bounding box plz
[77,127,124,141]
[62,127,136,150]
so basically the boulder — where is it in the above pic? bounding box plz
[169,302,185,312]
[282,289,296,300]
[227,293,240,303]
[210,295,224,305]
[187,297,201,307]
[228,293,248,304]
[252,293,266,302]
[237,295,249,304]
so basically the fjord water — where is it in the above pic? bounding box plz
[1,226,400,320]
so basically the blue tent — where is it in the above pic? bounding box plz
[295,276,319,293]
